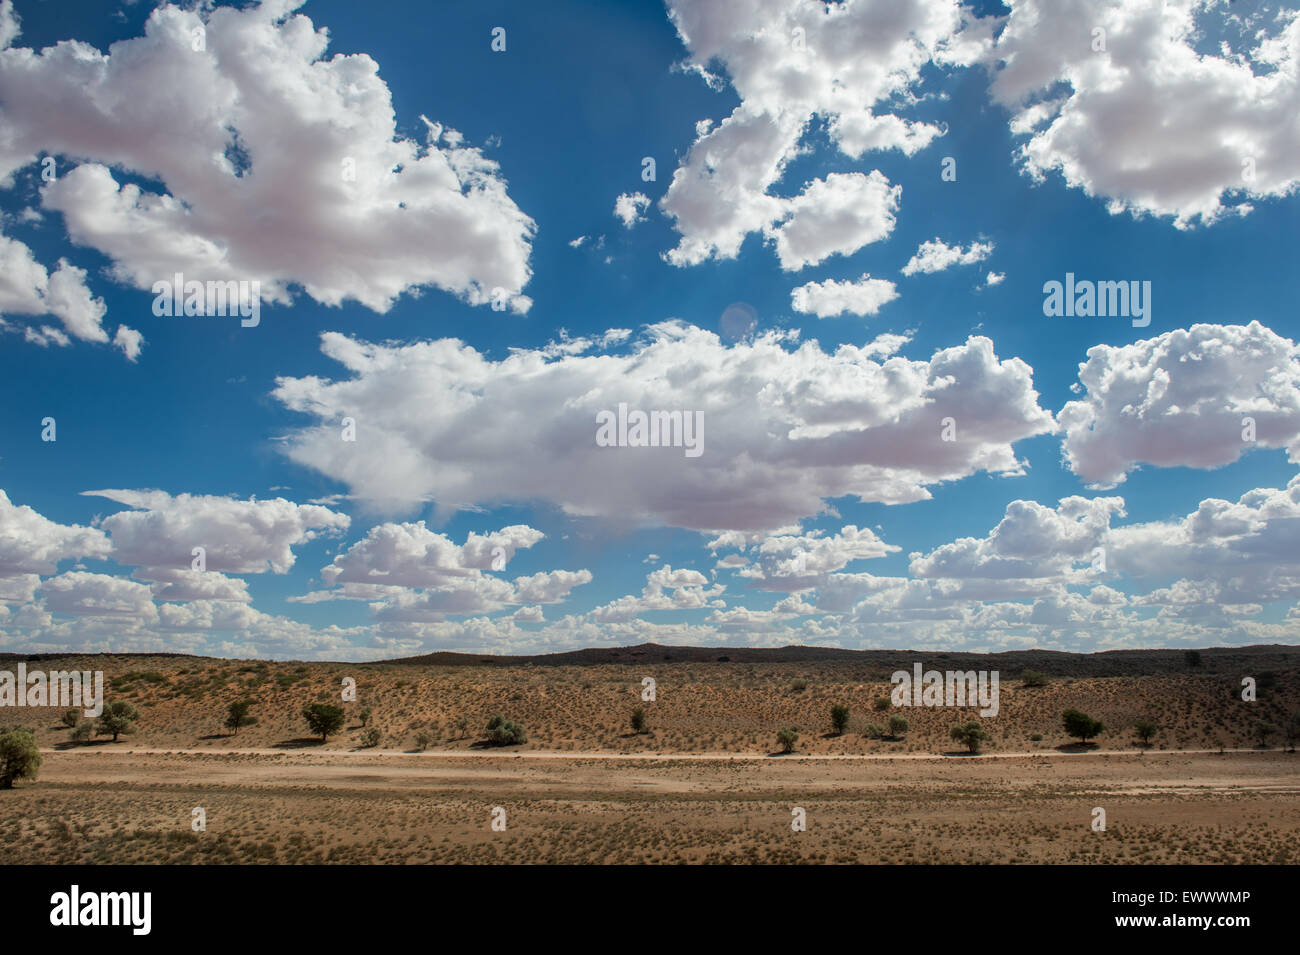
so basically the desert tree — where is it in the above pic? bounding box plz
[224,700,257,736]
[0,729,41,789]
[61,709,81,730]
[830,704,850,736]
[1254,720,1279,749]
[776,727,798,754]
[415,731,433,751]
[1286,712,1300,753]
[359,706,373,728]
[1062,709,1104,745]
[485,714,527,746]
[888,714,909,738]
[1021,670,1048,687]
[1133,720,1158,746]
[950,721,990,754]
[98,701,140,742]
[359,727,381,748]
[630,708,647,734]
[863,722,885,739]
[302,703,345,742]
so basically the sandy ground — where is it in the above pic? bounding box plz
[5,748,1297,864]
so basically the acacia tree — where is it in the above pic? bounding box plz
[888,714,909,738]
[1133,720,1158,746]
[99,701,140,742]
[830,705,850,736]
[1062,709,1104,745]
[0,729,41,789]
[630,708,647,734]
[776,727,798,753]
[950,722,990,754]
[224,700,257,737]
[302,703,345,742]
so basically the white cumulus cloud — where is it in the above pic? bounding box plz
[0,1,535,315]
[791,274,899,318]
[901,237,994,276]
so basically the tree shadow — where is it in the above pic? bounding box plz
[51,738,112,751]
[1055,741,1099,752]
[767,750,798,757]
[272,737,326,749]
[942,749,983,757]
[197,733,227,741]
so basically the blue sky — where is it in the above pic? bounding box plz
[2,0,1299,659]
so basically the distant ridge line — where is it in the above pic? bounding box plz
[1,643,1296,678]
[379,641,1300,675]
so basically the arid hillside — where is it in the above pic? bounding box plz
[5,644,1297,755]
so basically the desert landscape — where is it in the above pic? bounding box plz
[2,644,1297,864]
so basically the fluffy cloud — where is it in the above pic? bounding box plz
[720,524,898,592]
[320,522,544,589]
[0,1,534,314]
[300,520,589,623]
[901,237,994,276]
[0,574,38,604]
[0,228,140,358]
[588,565,725,623]
[0,1,17,51]
[82,488,350,574]
[112,325,144,361]
[347,565,592,623]
[512,569,593,605]
[137,568,252,603]
[791,274,899,318]
[810,471,1300,643]
[909,496,1126,580]
[40,571,158,619]
[1059,322,1300,487]
[0,489,111,577]
[613,192,651,228]
[774,172,901,270]
[989,0,1300,227]
[1109,472,1300,602]
[272,324,1056,530]
[660,0,992,266]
